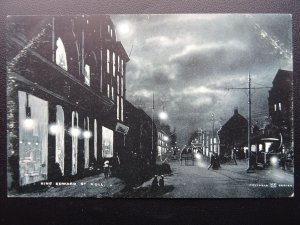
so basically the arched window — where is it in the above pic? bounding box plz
[84,64,90,86]
[56,37,68,71]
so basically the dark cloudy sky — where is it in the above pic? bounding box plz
[111,14,292,147]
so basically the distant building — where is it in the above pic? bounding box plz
[217,108,248,158]
[268,69,293,151]
[155,121,171,161]
[124,101,157,166]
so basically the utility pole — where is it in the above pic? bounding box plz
[151,92,154,157]
[247,73,254,172]
[211,113,215,154]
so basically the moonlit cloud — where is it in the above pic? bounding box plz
[111,14,292,147]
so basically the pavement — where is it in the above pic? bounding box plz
[139,155,294,198]
[9,173,125,198]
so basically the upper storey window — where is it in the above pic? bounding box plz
[84,64,90,86]
[56,37,68,71]
[113,52,116,76]
[120,59,123,76]
[107,49,110,74]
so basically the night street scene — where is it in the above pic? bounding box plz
[7,14,294,198]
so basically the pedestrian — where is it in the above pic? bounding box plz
[280,153,287,170]
[151,175,159,191]
[103,160,110,178]
[159,175,164,189]
[232,148,238,165]
[208,153,215,170]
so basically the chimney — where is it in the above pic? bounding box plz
[234,107,238,115]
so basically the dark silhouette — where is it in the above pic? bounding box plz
[232,148,238,165]
[208,153,216,170]
[159,175,164,189]
[151,175,159,191]
[103,161,110,178]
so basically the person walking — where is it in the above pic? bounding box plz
[103,161,110,178]
[151,175,159,191]
[159,175,164,189]
[208,153,215,170]
[232,148,238,165]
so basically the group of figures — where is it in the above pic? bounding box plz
[151,175,164,191]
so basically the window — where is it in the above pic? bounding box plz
[102,126,114,158]
[107,49,110,74]
[278,102,282,111]
[108,25,110,34]
[55,105,65,176]
[94,119,97,160]
[84,117,90,169]
[112,86,114,100]
[71,111,79,175]
[274,104,277,111]
[117,76,120,94]
[18,91,49,185]
[120,59,123,75]
[113,52,116,76]
[84,64,90,86]
[118,56,120,72]
[56,37,68,71]
[117,96,120,120]
[121,98,124,121]
[107,84,110,98]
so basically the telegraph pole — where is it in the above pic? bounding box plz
[151,92,154,155]
[247,73,254,172]
[211,113,215,154]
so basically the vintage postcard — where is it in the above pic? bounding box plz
[6,14,294,198]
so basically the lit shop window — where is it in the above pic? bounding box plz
[107,49,110,74]
[274,104,277,112]
[71,111,79,175]
[84,117,91,169]
[102,126,114,158]
[107,84,110,98]
[278,102,282,111]
[18,91,48,186]
[84,64,90,86]
[121,98,124,121]
[56,37,68,71]
[55,105,65,176]
[113,52,116,76]
[94,119,97,160]
[117,95,120,120]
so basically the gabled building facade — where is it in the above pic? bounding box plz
[217,108,248,159]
